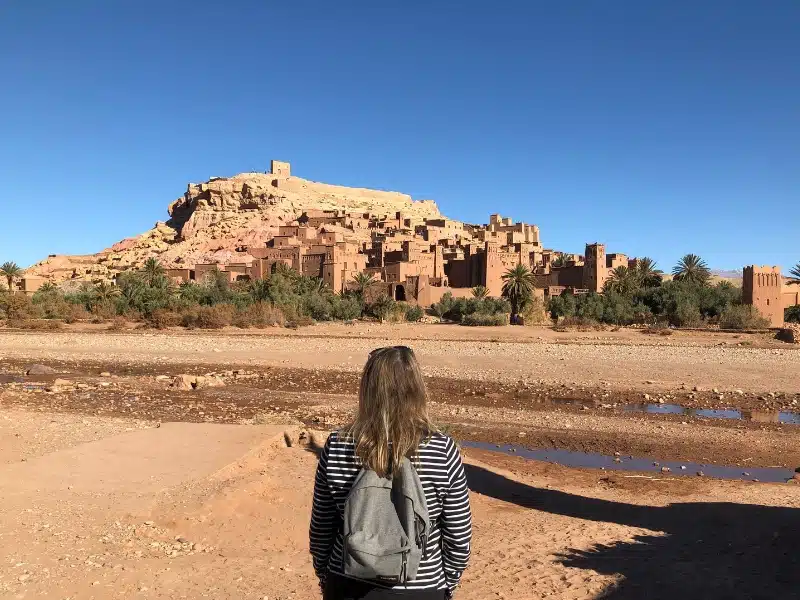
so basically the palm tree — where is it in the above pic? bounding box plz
[0,262,23,293]
[369,295,395,323]
[352,272,377,302]
[92,281,120,304]
[790,262,800,284]
[471,285,489,299]
[249,279,271,303]
[37,282,58,295]
[604,266,639,295]
[551,253,568,268]
[272,262,299,280]
[672,254,711,285]
[501,264,536,317]
[142,258,165,287]
[634,257,663,288]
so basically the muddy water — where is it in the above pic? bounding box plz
[463,441,796,483]
[623,403,800,425]
[550,396,800,425]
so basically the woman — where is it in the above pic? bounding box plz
[310,346,472,599]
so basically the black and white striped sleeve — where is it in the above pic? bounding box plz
[440,437,473,592]
[309,436,337,583]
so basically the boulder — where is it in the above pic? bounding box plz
[25,364,58,376]
[776,325,799,344]
[171,374,225,391]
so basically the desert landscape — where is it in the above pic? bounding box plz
[1,323,799,599]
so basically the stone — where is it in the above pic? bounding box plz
[172,375,196,391]
[100,372,111,377]
[26,364,58,375]
[777,326,799,344]
[661,466,671,473]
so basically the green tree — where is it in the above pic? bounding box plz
[501,264,536,317]
[789,262,800,284]
[604,266,639,296]
[92,281,120,304]
[634,257,663,287]
[0,262,23,293]
[142,258,165,287]
[37,282,58,295]
[369,295,395,323]
[352,272,377,301]
[551,253,568,268]
[672,254,711,286]
[471,285,489,299]
[249,279,271,303]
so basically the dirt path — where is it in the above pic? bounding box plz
[1,414,797,599]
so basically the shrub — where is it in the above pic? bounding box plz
[232,303,285,328]
[519,297,546,325]
[302,292,334,321]
[7,318,62,330]
[405,304,424,322]
[90,301,117,321]
[559,316,601,330]
[387,301,410,323]
[285,314,314,328]
[146,308,181,329]
[182,305,234,329]
[786,305,800,324]
[642,325,673,336]
[107,316,129,331]
[331,295,363,321]
[63,304,90,324]
[0,293,36,320]
[369,295,396,323]
[462,312,508,326]
[719,305,770,330]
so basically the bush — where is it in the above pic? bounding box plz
[786,305,800,324]
[285,314,314,328]
[462,312,508,326]
[519,297,546,325]
[107,316,129,331]
[405,304,424,322]
[0,293,36,320]
[231,303,285,328]
[146,308,181,329]
[63,304,90,324]
[7,318,62,330]
[559,316,601,330]
[369,295,396,322]
[719,305,770,330]
[331,295,363,321]
[182,305,234,329]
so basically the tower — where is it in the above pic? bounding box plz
[743,266,783,327]
[583,243,607,292]
[270,160,291,177]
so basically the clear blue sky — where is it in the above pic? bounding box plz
[1,1,798,272]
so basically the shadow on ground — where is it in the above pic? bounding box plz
[464,464,799,600]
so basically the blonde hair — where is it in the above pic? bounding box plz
[346,346,436,478]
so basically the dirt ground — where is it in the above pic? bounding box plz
[1,324,799,599]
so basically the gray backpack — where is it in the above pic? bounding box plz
[342,456,430,584]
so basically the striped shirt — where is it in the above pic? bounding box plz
[309,431,472,594]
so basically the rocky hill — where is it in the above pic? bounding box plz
[28,169,445,282]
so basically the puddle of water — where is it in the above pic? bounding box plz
[0,374,25,384]
[623,403,800,425]
[462,441,795,484]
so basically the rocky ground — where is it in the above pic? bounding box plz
[1,324,799,599]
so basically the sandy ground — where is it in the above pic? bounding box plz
[1,325,799,599]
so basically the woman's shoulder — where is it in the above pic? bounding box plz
[421,431,458,454]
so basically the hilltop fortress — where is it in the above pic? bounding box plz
[24,160,798,323]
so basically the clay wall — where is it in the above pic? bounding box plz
[743,265,783,327]
[552,265,584,288]
[270,160,291,177]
